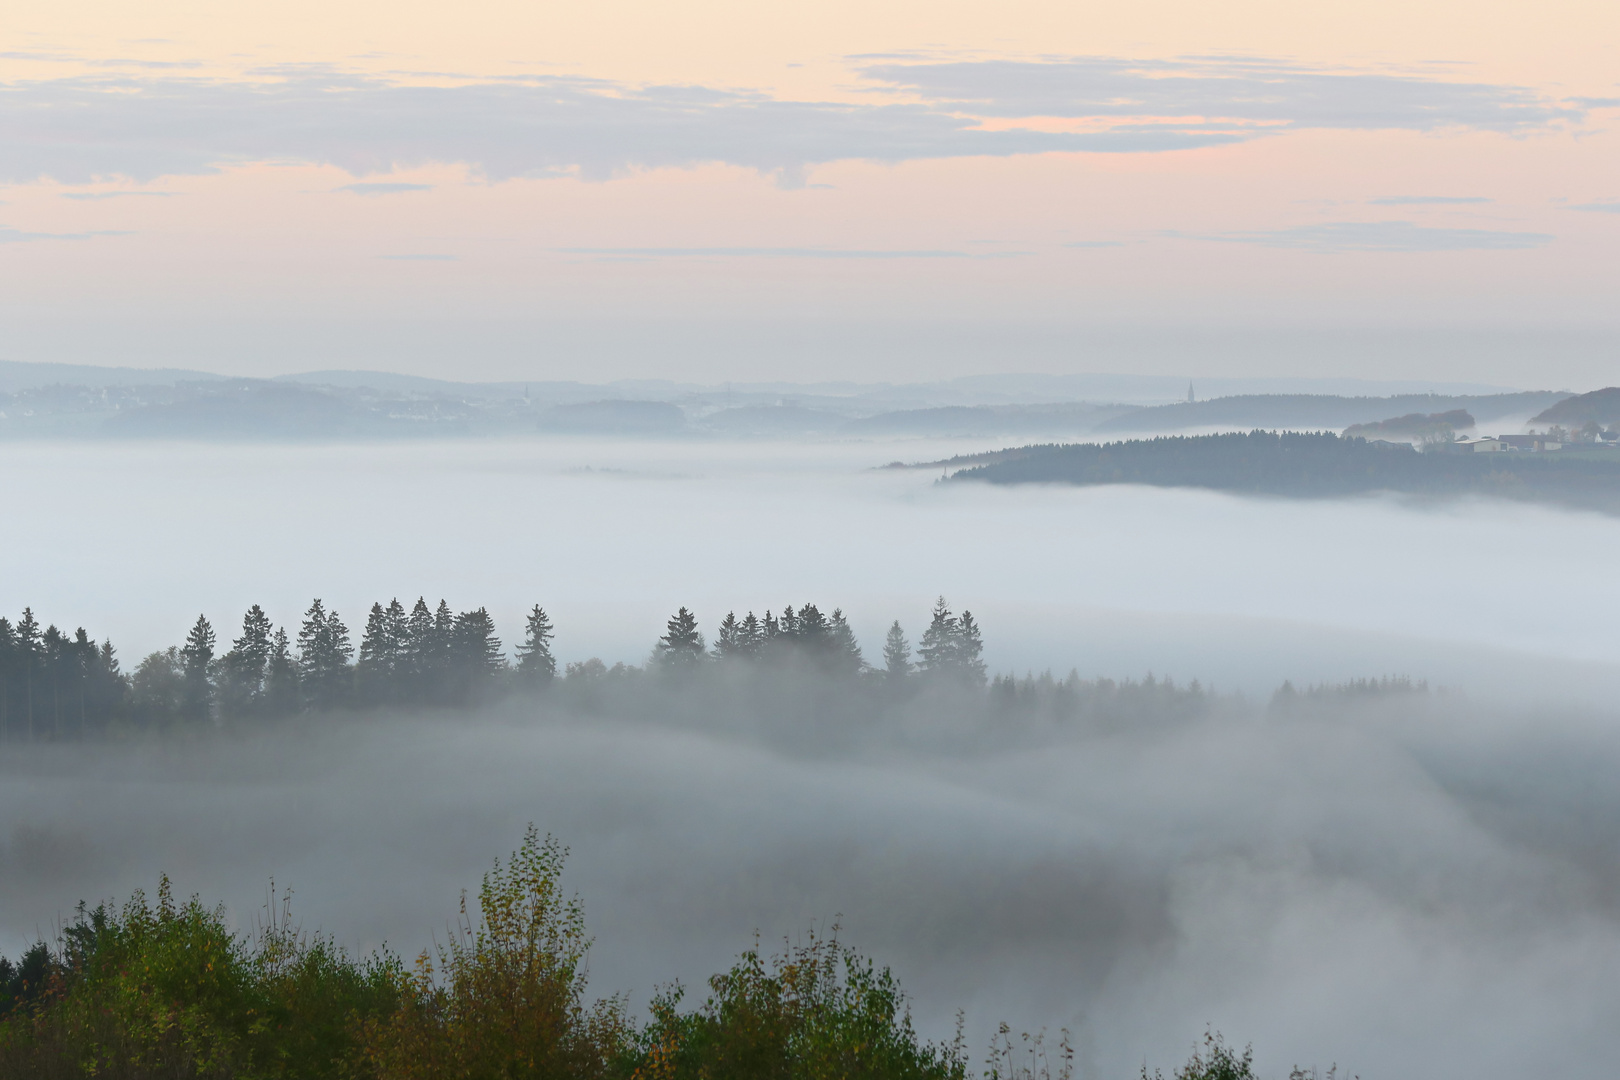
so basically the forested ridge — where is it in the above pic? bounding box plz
[952,430,1620,510]
[0,597,1003,740]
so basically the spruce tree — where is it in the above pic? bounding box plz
[219,605,272,717]
[917,596,958,674]
[179,614,216,722]
[0,616,13,740]
[89,639,125,730]
[796,604,829,651]
[384,598,408,677]
[404,597,435,688]
[264,627,300,716]
[655,607,705,672]
[41,624,68,738]
[451,607,505,700]
[956,610,987,686]
[712,612,743,660]
[827,608,864,674]
[883,620,911,679]
[515,604,556,683]
[16,608,40,739]
[297,600,353,710]
[427,599,455,700]
[739,612,763,659]
[71,628,92,735]
[357,601,395,706]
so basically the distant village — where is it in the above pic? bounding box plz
[1343,386,1620,454]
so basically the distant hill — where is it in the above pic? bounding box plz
[537,400,686,435]
[1095,392,1565,434]
[950,431,1620,511]
[700,405,846,436]
[1344,409,1474,441]
[1530,387,1620,427]
[0,359,223,394]
[100,382,476,440]
[841,403,1132,437]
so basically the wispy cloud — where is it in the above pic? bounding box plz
[0,226,129,243]
[0,56,1578,188]
[858,56,1576,133]
[378,253,457,260]
[556,246,1001,259]
[0,70,1165,188]
[61,190,175,200]
[1063,240,1125,248]
[1208,220,1553,252]
[1368,195,1491,205]
[336,182,433,196]
[1565,200,1620,214]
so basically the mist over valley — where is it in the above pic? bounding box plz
[4,431,1620,1077]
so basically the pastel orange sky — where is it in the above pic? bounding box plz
[2,0,1616,385]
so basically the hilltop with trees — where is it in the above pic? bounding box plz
[948,430,1620,511]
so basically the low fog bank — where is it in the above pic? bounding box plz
[6,437,1620,701]
[4,688,1620,1078]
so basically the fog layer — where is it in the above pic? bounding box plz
[4,694,1620,1079]
[2,437,1619,699]
[5,435,1620,1078]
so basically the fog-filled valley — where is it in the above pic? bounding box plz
[4,434,1620,1078]
[7,681,1620,1078]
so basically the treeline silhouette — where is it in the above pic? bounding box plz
[0,596,1010,740]
[952,429,1620,507]
[0,827,1282,1080]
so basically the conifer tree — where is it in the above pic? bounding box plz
[404,597,435,687]
[515,604,556,683]
[297,600,353,710]
[70,628,93,735]
[16,608,40,739]
[796,604,829,650]
[384,598,408,667]
[219,604,272,716]
[655,607,705,672]
[451,607,505,697]
[427,599,455,699]
[179,614,216,721]
[0,616,13,740]
[917,596,958,674]
[739,611,763,658]
[41,624,68,738]
[956,610,987,686]
[357,601,397,705]
[712,611,743,660]
[264,627,300,716]
[88,638,126,729]
[827,608,864,674]
[883,620,912,679]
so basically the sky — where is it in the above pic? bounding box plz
[1,0,1617,386]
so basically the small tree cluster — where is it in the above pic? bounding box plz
[0,608,125,740]
[916,597,986,685]
[704,602,865,676]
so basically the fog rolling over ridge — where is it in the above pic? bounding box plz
[6,434,1620,1078]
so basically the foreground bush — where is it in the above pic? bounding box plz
[0,829,1307,1079]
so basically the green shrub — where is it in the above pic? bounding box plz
[354,826,628,1080]
[631,926,967,1080]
